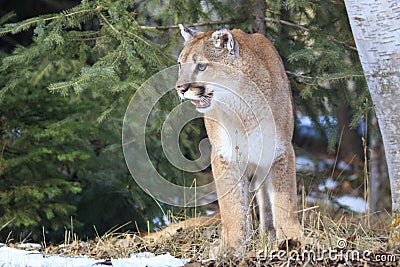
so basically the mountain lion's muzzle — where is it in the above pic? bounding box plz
[175,82,213,109]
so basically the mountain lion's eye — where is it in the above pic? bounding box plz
[197,63,207,71]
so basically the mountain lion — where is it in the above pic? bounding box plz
[175,25,301,250]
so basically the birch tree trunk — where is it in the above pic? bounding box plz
[344,0,400,214]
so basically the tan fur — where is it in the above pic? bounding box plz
[146,212,221,240]
[175,27,301,250]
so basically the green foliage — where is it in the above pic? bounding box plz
[0,0,174,242]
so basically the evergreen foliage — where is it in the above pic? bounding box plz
[0,0,175,242]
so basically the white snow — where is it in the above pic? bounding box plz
[113,252,187,267]
[347,174,358,181]
[0,246,97,267]
[0,246,187,267]
[305,194,368,213]
[335,195,368,213]
[296,156,316,172]
[317,158,335,172]
[336,160,352,172]
[305,195,318,203]
[318,178,339,191]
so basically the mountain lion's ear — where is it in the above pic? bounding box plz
[210,29,238,56]
[179,24,201,44]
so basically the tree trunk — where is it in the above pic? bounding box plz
[369,116,390,212]
[344,0,400,214]
[335,85,363,171]
[229,0,266,34]
[248,0,266,34]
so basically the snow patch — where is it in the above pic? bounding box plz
[0,246,97,267]
[337,161,352,172]
[305,195,318,203]
[318,178,339,191]
[317,158,335,172]
[335,195,367,213]
[347,174,358,181]
[113,252,187,267]
[296,156,315,172]
[0,246,187,267]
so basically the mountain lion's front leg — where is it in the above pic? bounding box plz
[269,143,302,241]
[211,156,252,250]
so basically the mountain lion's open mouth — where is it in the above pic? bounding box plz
[190,94,213,109]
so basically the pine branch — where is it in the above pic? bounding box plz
[98,12,120,34]
[125,30,175,65]
[0,78,17,101]
[48,66,118,93]
[0,5,99,36]
[0,12,16,25]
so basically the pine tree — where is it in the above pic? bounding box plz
[0,0,175,242]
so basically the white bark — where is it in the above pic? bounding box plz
[344,0,400,213]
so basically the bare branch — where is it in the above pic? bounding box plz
[265,18,358,51]
[286,70,364,81]
[139,20,240,30]
[330,37,358,51]
[139,17,358,53]
[265,17,309,31]
[286,70,314,80]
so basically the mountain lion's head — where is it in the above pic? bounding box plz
[175,25,240,113]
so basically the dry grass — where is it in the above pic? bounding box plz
[9,206,398,266]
